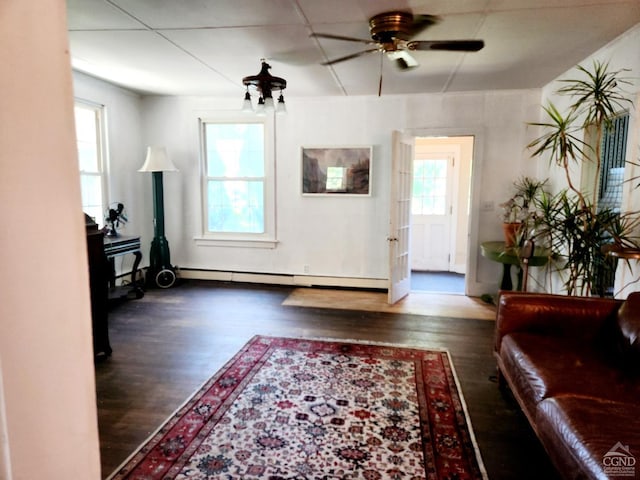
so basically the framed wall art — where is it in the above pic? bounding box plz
[301,146,372,195]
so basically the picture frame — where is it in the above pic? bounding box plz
[301,146,372,195]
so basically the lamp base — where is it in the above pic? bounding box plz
[147,236,176,288]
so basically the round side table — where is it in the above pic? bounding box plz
[480,241,549,291]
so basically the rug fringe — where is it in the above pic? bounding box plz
[258,333,451,352]
[444,349,490,480]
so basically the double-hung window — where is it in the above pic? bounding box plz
[74,101,107,227]
[200,117,276,247]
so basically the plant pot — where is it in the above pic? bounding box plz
[502,222,521,248]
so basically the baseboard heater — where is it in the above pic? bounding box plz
[175,268,388,290]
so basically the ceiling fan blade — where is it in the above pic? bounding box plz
[408,40,485,52]
[321,48,379,66]
[310,32,376,45]
[408,14,440,38]
[386,50,419,70]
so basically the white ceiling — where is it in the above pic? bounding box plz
[66,0,640,98]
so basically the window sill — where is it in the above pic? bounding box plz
[194,236,278,249]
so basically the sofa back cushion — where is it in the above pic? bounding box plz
[616,292,640,370]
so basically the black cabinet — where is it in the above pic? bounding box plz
[86,223,111,359]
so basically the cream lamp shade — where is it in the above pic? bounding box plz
[138,146,178,172]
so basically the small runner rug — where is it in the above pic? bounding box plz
[108,336,486,480]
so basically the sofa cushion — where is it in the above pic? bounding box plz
[499,332,640,405]
[536,396,640,480]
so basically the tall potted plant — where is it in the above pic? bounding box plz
[527,61,640,296]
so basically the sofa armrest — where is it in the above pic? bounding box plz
[494,292,622,353]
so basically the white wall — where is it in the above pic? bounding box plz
[0,1,101,478]
[116,90,541,296]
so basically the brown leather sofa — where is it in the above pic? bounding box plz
[494,292,640,479]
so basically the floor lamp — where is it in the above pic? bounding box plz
[138,146,178,288]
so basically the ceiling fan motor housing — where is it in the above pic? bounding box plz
[369,11,437,42]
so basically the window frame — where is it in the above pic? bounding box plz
[74,100,108,227]
[197,114,277,248]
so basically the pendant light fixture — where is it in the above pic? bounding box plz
[242,59,287,115]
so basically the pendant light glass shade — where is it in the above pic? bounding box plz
[277,93,286,115]
[241,90,253,112]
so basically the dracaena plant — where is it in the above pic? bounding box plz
[527,60,639,296]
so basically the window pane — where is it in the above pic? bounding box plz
[75,106,100,172]
[205,123,264,177]
[207,180,264,233]
[74,107,97,141]
[78,142,99,172]
[75,103,106,227]
[80,174,103,206]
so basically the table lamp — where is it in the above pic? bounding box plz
[138,146,178,288]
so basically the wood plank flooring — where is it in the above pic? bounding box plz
[95,280,560,480]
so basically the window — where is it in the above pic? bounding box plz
[597,112,629,213]
[74,102,107,226]
[200,118,275,245]
[412,158,448,215]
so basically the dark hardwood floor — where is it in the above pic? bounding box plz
[95,279,560,479]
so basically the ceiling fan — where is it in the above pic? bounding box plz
[311,10,484,94]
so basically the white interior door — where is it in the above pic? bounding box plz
[411,153,454,271]
[388,130,414,304]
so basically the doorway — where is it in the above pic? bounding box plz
[410,136,474,294]
[388,131,480,304]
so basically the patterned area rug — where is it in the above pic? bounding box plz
[108,336,486,479]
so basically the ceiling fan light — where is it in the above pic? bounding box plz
[387,50,419,69]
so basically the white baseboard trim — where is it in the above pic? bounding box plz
[177,268,388,290]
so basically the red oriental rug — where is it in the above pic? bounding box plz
[108,336,487,480]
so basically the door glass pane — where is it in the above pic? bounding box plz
[412,159,447,215]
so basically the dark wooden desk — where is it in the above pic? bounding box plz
[481,241,549,290]
[104,235,144,299]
